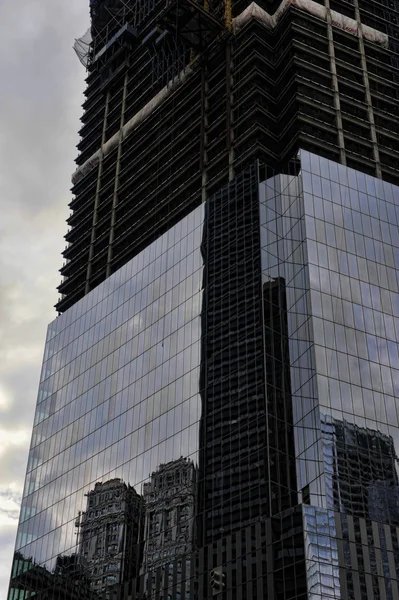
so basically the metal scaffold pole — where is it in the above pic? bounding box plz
[85,91,111,294]
[226,41,234,181]
[200,65,209,203]
[106,72,129,277]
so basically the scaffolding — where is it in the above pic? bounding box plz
[59,0,399,311]
[90,0,161,62]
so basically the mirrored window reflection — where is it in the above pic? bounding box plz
[10,152,399,600]
[260,150,399,599]
[13,204,205,584]
[12,165,281,600]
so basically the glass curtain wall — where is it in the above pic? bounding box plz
[260,150,399,600]
[9,151,399,600]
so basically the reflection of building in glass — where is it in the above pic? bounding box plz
[9,551,94,600]
[263,277,298,515]
[322,416,399,600]
[198,168,271,545]
[323,415,399,523]
[198,169,298,550]
[76,479,143,596]
[260,162,399,600]
[141,458,196,598]
[302,505,341,599]
[55,553,87,585]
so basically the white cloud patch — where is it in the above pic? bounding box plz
[0,429,30,456]
[0,485,23,527]
[0,0,89,594]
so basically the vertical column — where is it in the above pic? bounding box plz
[353,0,382,178]
[106,72,129,278]
[200,65,209,203]
[226,41,234,182]
[324,0,346,165]
[225,0,232,30]
[85,90,111,294]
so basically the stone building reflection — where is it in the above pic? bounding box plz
[141,457,197,597]
[75,478,143,596]
[9,460,198,600]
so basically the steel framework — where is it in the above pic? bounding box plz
[57,0,399,312]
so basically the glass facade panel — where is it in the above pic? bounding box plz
[10,152,399,600]
[13,203,205,597]
[11,166,285,599]
[260,150,399,599]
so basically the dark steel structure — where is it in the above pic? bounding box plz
[58,0,399,313]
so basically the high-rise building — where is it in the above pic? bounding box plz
[7,0,399,598]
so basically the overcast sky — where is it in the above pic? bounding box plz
[0,0,89,594]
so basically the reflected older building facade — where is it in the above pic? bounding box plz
[8,151,399,600]
[76,478,143,595]
[141,458,196,597]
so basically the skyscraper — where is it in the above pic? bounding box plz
[8,0,399,598]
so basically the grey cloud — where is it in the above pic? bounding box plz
[0,438,31,484]
[0,0,89,595]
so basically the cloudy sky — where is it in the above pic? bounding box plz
[0,0,89,594]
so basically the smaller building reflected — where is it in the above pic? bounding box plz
[76,478,143,597]
[9,551,95,600]
[141,457,197,598]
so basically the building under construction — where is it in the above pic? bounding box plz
[9,0,399,598]
[59,0,399,312]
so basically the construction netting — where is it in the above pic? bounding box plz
[74,28,92,68]
[233,0,389,46]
